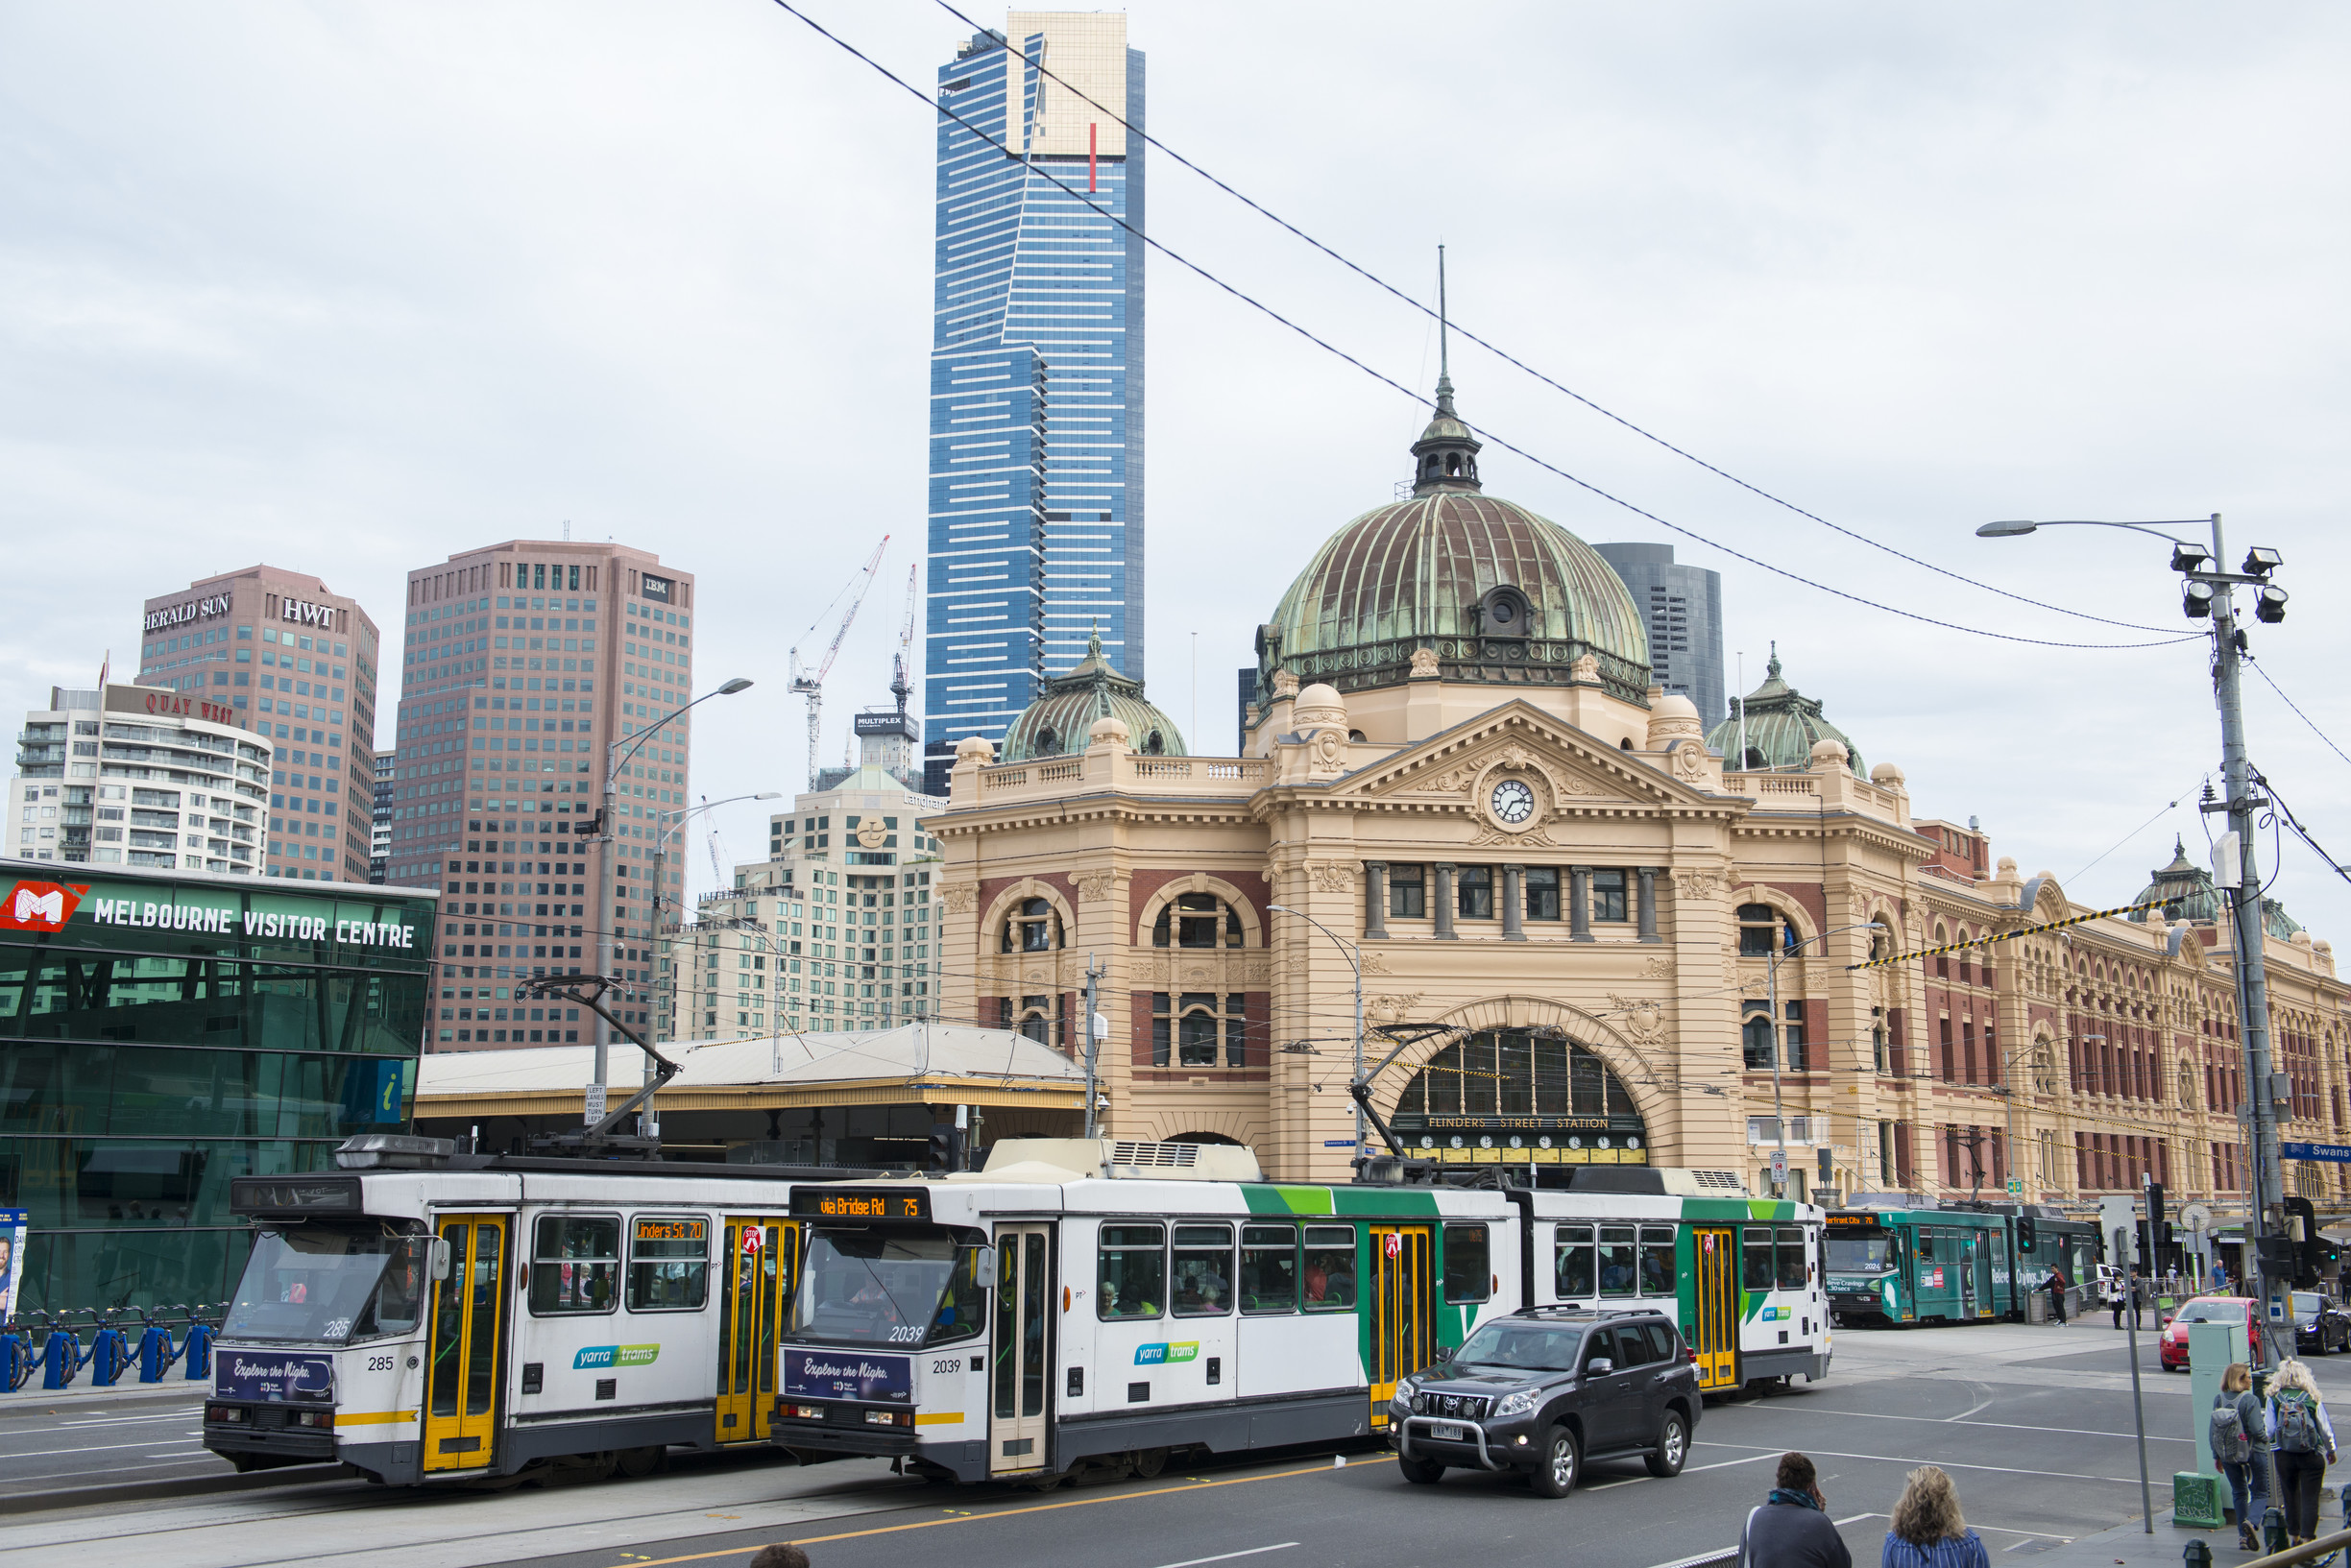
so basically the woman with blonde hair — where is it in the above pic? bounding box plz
[1883,1465,1989,1568]
[2267,1359,2339,1550]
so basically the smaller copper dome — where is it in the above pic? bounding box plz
[1000,628,1188,761]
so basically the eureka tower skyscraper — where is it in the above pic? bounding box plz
[923,11,1145,792]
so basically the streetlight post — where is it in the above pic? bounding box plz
[1981,514,2290,1355]
[1763,920,1883,1199]
[593,679,753,1109]
[1270,904,1364,1159]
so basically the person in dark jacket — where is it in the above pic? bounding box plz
[1742,1452,1854,1568]
[2045,1268,2070,1327]
[2217,1361,2272,1552]
[1883,1464,1992,1568]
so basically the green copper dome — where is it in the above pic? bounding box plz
[1704,644,1867,778]
[1257,378,1652,704]
[2125,835,2300,938]
[1000,629,1187,761]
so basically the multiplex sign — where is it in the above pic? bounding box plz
[279,598,336,629]
[143,592,232,632]
[105,688,237,726]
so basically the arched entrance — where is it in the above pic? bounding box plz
[1392,1028,1649,1170]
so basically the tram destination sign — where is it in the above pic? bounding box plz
[791,1188,930,1222]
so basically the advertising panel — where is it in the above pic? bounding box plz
[216,1350,336,1403]
[781,1349,910,1404]
[0,1210,26,1324]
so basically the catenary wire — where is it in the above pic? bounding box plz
[2252,663,2351,774]
[925,0,2182,638]
[766,0,2202,654]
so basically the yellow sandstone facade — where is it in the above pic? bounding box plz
[927,379,2351,1209]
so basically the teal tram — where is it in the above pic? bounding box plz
[1825,1199,2100,1326]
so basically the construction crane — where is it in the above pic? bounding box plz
[889,563,918,718]
[702,795,732,888]
[788,535,889,790]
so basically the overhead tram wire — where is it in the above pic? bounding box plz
[2251,663,2351,774]
[925,0,2179,639]
[772,0,2198,654]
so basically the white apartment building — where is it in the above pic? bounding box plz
[11,685,273,873]
[659,712,945,1043]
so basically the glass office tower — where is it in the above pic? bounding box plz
[923,12,1146,793]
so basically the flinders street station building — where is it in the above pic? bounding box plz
[932,375,2351,1210]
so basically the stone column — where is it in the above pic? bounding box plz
[1503,864,1526,941]
[1637,867,1660,944]
[1434,863,1458,940]
[1363,861,1389,940]
[1570,866,1594,943]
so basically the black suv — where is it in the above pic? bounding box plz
[1389,1307,1699,1497]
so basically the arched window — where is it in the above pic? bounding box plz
[1143,729,1165,755]
[1151,991,1247,1067]
[1738,903,1796,958]
[1033,726,1061,756]
[1018,994,1057,1048]
[1742,746,1767,769]
[1001,897,1063,953]
[1619,736,1635,751]
[1151,892,1246,949]
[1742,1003,1776,1069]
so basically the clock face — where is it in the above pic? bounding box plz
[1491,779,1535,825]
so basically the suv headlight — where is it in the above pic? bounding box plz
[1493,1388,1539,1418]
[1390,1378,1418,1411]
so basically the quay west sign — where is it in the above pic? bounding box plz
[144,592,233,632]
[103,688,238,726]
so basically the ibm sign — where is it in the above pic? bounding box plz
[641,574,673,603]
[144,592,233,632]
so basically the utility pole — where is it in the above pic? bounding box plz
[1081,952,1105,1138]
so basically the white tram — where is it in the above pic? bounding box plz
[770,1141,1830,1485]
[203,1135,833,1484]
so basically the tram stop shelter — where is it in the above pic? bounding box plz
[412,1023,1086,1167]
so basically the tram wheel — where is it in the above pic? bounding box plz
[1133,1447,1169,1480]
[616,1446,665,1479]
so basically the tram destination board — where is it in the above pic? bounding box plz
[790,1188,930,1222]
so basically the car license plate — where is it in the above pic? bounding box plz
[1427,1422,1469,1442]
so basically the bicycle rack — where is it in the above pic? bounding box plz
[87,1309,134,1387]
[149,1303,222,1383]
[0,1314,41,1392]
[40,1307,97,1390]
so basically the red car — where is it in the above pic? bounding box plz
[2162,1295,2252,1371]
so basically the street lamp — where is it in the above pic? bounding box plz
[1270,904,1365,1159]
[1762,920,1883,1199]
[1982,513,2290,1351]
[593,678,754,1105]
[649,791,782,1045]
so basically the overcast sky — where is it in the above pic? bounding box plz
[7,2,2350,944]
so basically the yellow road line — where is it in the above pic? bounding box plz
[607,1454,1394,1567]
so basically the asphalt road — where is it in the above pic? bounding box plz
[10,1316,2351,1568]
[0,1387,220,1501]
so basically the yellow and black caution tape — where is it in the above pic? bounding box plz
[1844,899,2166,971]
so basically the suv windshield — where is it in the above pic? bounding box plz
[224,1227,431,1344]
[1450,1318,1588,1373]
[1826,1236,1896,1273]
[789,1228,984,1348]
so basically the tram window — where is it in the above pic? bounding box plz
[1443,1224,1491,1304]
[1555,1225,1595,1298]
[1742,1227,1775,1291]
[1598,1226,1638,1296]
[1302,1226,1357,1311]
[1240,1224,1297,1314]
[1917,1231,1937,1261]
[1776,1227,1808,1291]
[1173,1224,1235,1316]
[529,1215,618,1315]
[1099,1223,1166,1320]
[627,1217,710,1312]
[1639,1226,1676,1296]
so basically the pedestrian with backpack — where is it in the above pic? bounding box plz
[1739,1452,1854,1568]
[2213,1362,2271,1551]
[2267,1359,2339,1552]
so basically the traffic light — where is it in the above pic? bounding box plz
[928,1123,955,1170]
[1816,1146,1832,1185]
[2146,1181,2166,1232]
[574,810,604,836]
[2016,1216,2037,1251]
[2285,1196,2321,1288]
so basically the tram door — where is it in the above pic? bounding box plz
[716,1217,797,1443]
[424,1215,508,1473]
[1368,1226,1432,1429]
[989,1224,1052,1476]
[1959,1233,1980,1318]
[1690,1227,1740,1391]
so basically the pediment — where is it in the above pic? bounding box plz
[1346,704,1726,816]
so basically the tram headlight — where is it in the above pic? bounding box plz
[1493,1388,1539,1418]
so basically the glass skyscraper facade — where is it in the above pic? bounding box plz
[1592,543,1727,728]
[924,12,1146,793]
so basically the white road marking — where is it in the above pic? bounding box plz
[141,1450,214,1459]
[57,1411,203,1428]
[1145,1546,1300,1568]
[1745,1405,2194,1444]
[0,1437,220,1459]
[1838,1513,2072,1542]
[1694,1442,2142,1485]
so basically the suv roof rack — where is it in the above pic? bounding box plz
[1509,1303,1661,1320]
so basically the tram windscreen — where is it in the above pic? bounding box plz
[1449,1317,1586,1373]
[224,1227,432,1343]
[791,1228,985,1347]
[1825,1235,1897,1273]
